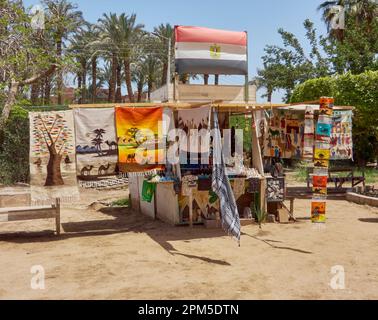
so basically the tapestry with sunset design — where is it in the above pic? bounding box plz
[115,107,165,173]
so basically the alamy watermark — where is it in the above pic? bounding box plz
[330,265,345,290]
[30,265,45,290]
[30,4,45,31]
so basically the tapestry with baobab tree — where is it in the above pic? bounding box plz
[115,107,164,173]
[29,111,79,204]
[74,108,118,181]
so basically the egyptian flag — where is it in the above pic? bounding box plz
[175,26,248,75]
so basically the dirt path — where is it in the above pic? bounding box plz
[0,191,377,300]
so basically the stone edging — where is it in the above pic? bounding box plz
[346,192,378,207]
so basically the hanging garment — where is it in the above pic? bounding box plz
[212,110,241,243]
[141,180,156,203]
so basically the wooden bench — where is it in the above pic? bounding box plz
[0,198,61,235]
[307,167,365,189]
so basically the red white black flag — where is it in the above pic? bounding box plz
[175,26,248,75]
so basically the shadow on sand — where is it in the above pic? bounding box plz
[0,206,313,264]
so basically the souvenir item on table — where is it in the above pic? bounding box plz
[29,110,79,204]
[314,159,329,168]
[266,177,285,202]
[115,107,164,173]
[74,108,118,182]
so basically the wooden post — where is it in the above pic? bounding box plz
[55,198,61,236]
[189,190,193,228]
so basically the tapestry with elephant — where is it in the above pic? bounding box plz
[29,110,79,204]
[74,108,119,181]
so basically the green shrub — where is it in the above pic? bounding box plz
[0,105,30,185]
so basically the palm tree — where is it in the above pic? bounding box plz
[43,0,85,105]
[116,13,145,103]
[153,23,174,85]
[96,13,121,103]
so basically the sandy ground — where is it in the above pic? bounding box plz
[0,187,377,300]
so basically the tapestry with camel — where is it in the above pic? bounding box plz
[115,107,165,173]
[29,110,79,204]
[74,108,119,181]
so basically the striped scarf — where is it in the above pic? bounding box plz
[212,110,241,244]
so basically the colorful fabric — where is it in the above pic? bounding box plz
[115,107,164,173]
[311,97,334,223]
[141,180,156,203]
[175,25,248,75]
[74,108,118,180]
[303,106,315,160]
[212,110,241,243]
[29,110,79,204]
[264,110,304,159]
[331,110,353,160]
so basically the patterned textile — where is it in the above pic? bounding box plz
[212,110,241,243]
[74,108,118,180]
[141,180,156,203]
[311,97,334,223]
[29,110,79,205]
[115,107,164,173]
[264,110,304,159]
[331,110,353,160]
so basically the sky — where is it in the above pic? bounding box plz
[24,0,328,102]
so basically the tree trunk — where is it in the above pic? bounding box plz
[267,87,272,103]
[45,143,64,186]
[109,53,117,102]
[147,80,152,101]
[56,38,63,105]
[137,81,143,102]
[204,74,209,85]
[162,62,168,85]
[31,81,40,105]
[116,62,122,103]
[91,56,97,103]
[0,81,19,130]
[215,74,219,85]
[124,58,134,103]
[77,74,82,104]
[81,60,87,104]
[44,76,51,105]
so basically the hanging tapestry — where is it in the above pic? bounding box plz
[264,110,304,159]
[115,107,164,173]
[330,110,353,160]
[74,108,118,180]
[303,106,315,160]
[29,110,79,205]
